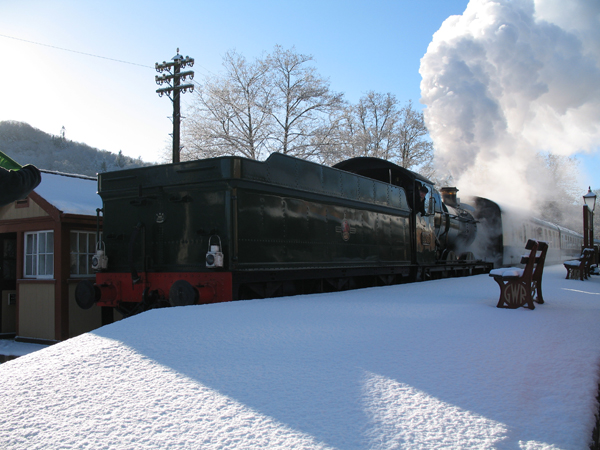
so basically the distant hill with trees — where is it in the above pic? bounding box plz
[0,121,152,177]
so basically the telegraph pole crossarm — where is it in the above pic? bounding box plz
[155,49,195,163]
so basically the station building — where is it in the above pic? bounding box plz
[0,170,109,343]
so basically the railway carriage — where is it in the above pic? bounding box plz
[462,196,583,267]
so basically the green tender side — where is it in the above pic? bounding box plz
[98,152,412,273]
[0,150,21,170]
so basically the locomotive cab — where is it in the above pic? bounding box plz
[332,157,476,265]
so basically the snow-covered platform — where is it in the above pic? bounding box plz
[1,264,600,449]
[0,339,48,359]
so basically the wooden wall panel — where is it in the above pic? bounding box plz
[18,282,55,340]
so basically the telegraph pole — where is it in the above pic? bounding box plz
[155,49,194,163]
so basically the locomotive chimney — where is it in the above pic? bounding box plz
[440,187,459,208]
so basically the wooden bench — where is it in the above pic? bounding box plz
[564,248,594,281]
[489,239,548,310]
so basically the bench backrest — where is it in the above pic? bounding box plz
[517,239,548,282]
[531,240,548,282]
[519,239,540,281]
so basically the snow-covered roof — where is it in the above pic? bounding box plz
[35,170,101,216]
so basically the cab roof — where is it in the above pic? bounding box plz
[333,157,433,185]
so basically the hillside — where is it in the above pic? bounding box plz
[0,121,152,176]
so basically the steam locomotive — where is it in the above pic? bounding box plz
[75,152,581,315]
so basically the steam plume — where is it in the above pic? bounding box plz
[420,0,600,208]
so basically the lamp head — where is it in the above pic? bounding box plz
[584,187,597,212]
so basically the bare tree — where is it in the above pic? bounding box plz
[182,48,433,173]
[326,92,399,161]
[266,45,344,159]
[397,100,434,173]
[308,110,349,165]
[327,93,434,174]
[183,47,344,162]
[354,92,399,160]
[542,154,582,204]
[182,51,273,161]
[538,153,584,231]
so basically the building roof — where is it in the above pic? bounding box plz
[34,170,101,216]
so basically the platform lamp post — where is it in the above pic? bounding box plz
[583,187,597,264]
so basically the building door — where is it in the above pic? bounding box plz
[0,233,17,333]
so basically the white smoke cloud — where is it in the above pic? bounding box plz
[420,0,600,208]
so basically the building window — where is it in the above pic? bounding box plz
[70,231,97,276]
[24,231,54,278]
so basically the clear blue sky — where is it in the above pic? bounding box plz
[0,0,469,160]
[0,0,598,190]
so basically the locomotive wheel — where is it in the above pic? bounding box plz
[169,280,199,307]
[75,280,100,310]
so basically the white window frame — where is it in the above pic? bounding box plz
[24,230,54,279]
[70,231,99,277]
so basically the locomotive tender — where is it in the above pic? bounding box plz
[75,153,491,315]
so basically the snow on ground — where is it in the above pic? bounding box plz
[0,339,48,357]
[2,265,600,449]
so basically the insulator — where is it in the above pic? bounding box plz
[157,86,174,95]
[155,61,170,72]
[176,84,194,94]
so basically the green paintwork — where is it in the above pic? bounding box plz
[97,153,412,274]
[0,150,21,170]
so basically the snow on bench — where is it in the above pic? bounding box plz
[490,239,548,310]
[564,248,594,281]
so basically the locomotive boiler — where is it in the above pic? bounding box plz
[75,153,491,315]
